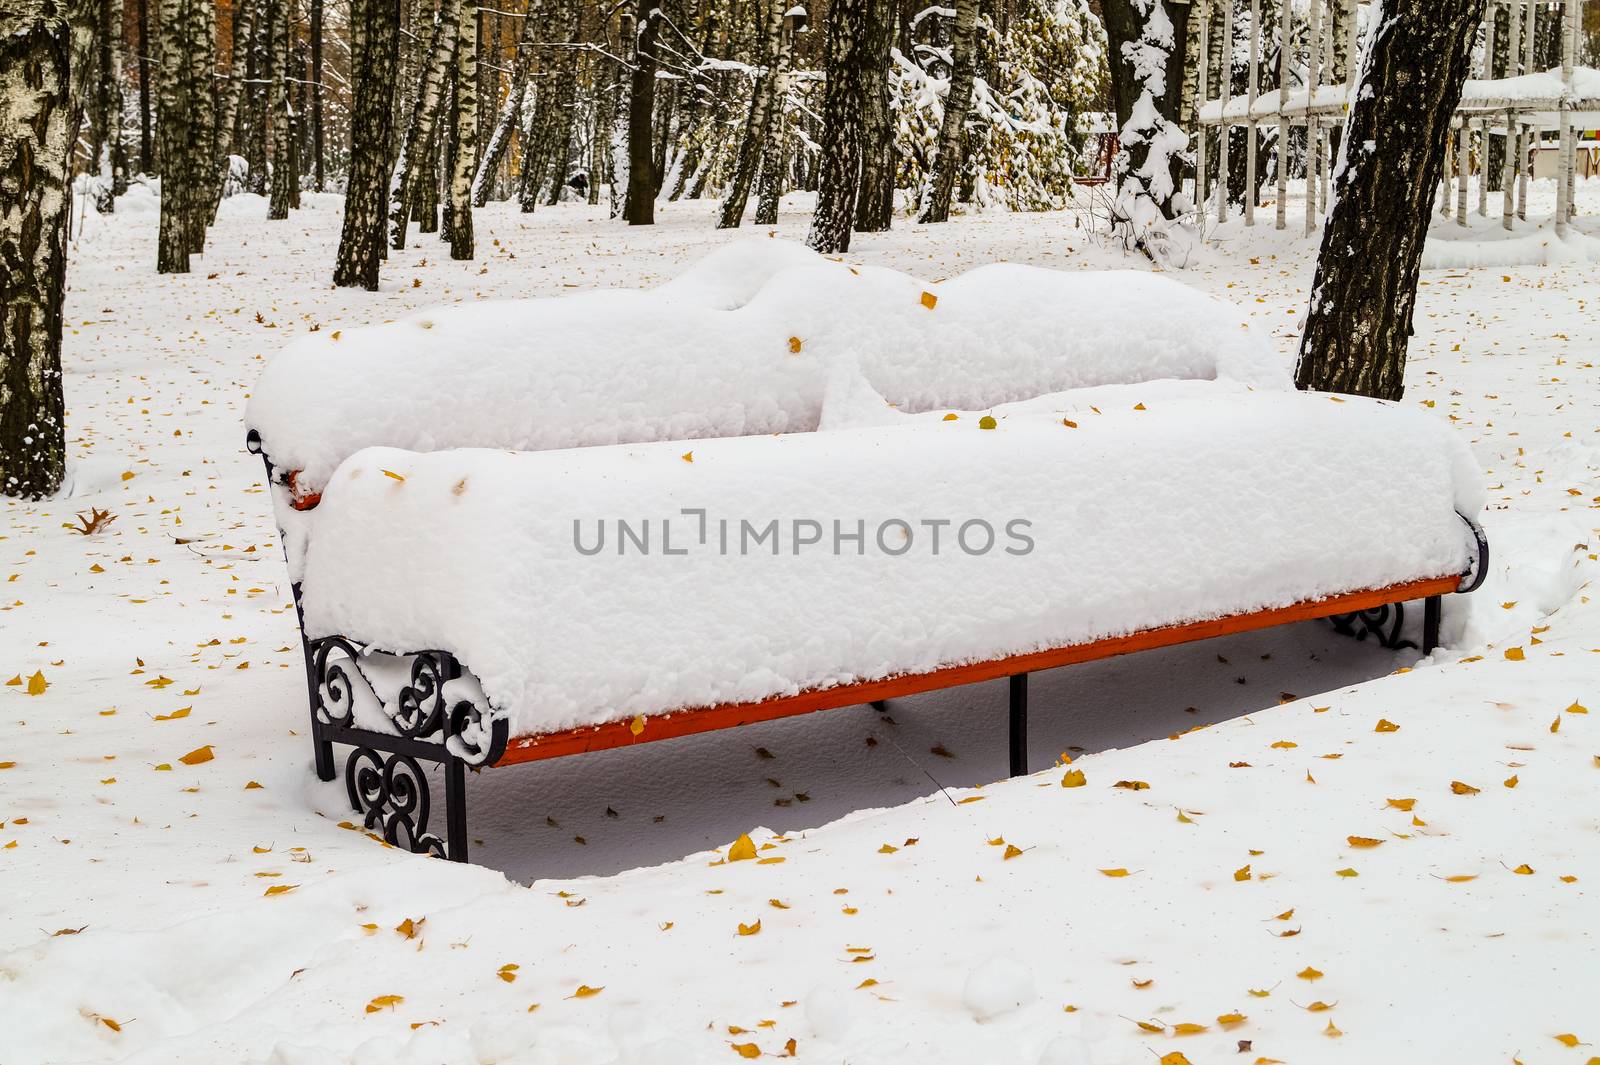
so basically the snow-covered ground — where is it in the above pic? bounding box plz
[2,182,1598,1065]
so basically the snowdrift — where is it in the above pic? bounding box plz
[245,240,1286,497]
[298,391,1484,739]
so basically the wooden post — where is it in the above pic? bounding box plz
[1565,0,1578,221]
[1503,0,1520,230]
[1247,0,1260,225]
[1275,0,1290,230]
[1198,0,1212,229]
[1220,0,1234,220]
[1457,122,1469,225]
[1478,5,1495,216]
[1306,0,1323,233]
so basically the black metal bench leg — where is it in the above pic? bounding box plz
[1423,595,1442,655]
[444,758,469,863]
[870,700,888,713]
[311,723,336,782]
[1009,674,1028,777]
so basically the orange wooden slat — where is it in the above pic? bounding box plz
[493,574,1460,766]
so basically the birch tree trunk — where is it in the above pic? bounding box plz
[210,0,260,223]
[854,0,897,232]
[136,0,152,171]
[90,0,126,211]
[1295,0,1487,400]
[473,0,540,206]
[268,0,295,219]
[542,0,582,205]
[310,0,324,189]
[390,0,461,249]
[917,0,978,224]
[156,0,213,271]
[717,0,784,228]
[0,0,72,499]
[607,8,634,219]
[448,0,478,258]
[807,0,869,252]
[333,0,401,289]
[623,0,659,224]
[1102,0,1193,243]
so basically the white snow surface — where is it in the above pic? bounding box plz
[8,190,1600,1065]
[245,240,1284,498]
[300,392,1481,737]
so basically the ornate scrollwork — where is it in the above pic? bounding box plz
[345,747,448,858]
[447,698,510,767]
[311,636,367,728]
[393,652,454,739]
[1329,602,1414,651]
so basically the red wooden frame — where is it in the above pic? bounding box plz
[494,574,1457,766]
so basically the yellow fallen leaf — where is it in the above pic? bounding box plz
[263,884,296,896]
[738,920,761,936]
[1504,646,1525,661]
[1218,1012,1247,1027]
[1324,1018,1343,1037]
[1374,718,1400,733]
[572,985,603,998]
[1234,864,1252,881]
[1271,741,1297,749]
[787,336,803,353]
[26,671,47,695]
[366,994,404,1012]
[920,291,938,309]
[1061,769,1086,788]
[1135,1019,1166,1033]
[1099,868,1130,877]
[732,1044,761,1059]
[1513,863,1535,875]
[1443,874,1478,883]
[1553,1034,1580,1048]
[1504,774,1519,788]
[878,843,898,854]
[1335,868,1359,878]
[381,469,405,482]
[178,745,214,766]
[1568,701,1589,714]
[100,1016,122,1032]
[1386,797,1416,811]
[728,834,757,862]
[1298,967,1324,980]
[1551,715,1562,733]
[1003,844,1024,860]
[1113,780,1150,791]
[979,415,997,430]
[1451,781,1480,795]
[498,964,519,982]
[681,451,694,463]
[1347,836,1383,848]
[1247,988,1272,998]
[154,707,190,721]
[1172,1022,1208,1034]
[629,715,645,737]
[1159,1053,1193,1065]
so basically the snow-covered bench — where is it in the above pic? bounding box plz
[246,248,1488,864]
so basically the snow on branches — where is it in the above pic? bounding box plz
[1110,0,1191,253]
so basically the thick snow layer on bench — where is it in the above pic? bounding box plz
[297,392,1483,740]
[246,241,1283,495]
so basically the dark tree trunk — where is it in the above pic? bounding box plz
[473,0,540,205]
[917,0,977,223]
[623,0,658,224]
[1295,0,1487,401]
[542,0,581,205]
[806,0,868,252]
[390,0,461,248]
[333,0,400,289]
[1485,5,1508,193]
[244,0,270,194]
[136,0,152,171]
[311,0,325,189]
[210,0,260,223]
[0,0,72,499]
[717,0,783,228]
[1102,0,1193,230]
[156,0,214,271]
[91,0,126,211]
[448,0,477,258]
[853,0,896,232]
[268,0,294,219]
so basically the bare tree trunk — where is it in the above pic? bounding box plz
[390,0,461,248]
[90,0,126,211]
[473,0,540,205]
[917,0,978,224]
[0,0,72,499]
[310,0,324,189]
[156,0,212,271]
[210,0,259,223]
[243,0,270,194]
[542,0,581,205]
[623,0,658,224]
[136,0,152,172]
[268,0,294,218]
[854,0,896,231]
[807,0,868,252]
[717,0,783,228]
[333,0,400,289]
[449,0,478,257]
[1102,0,1193,240]
[1295,0,1487,400]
